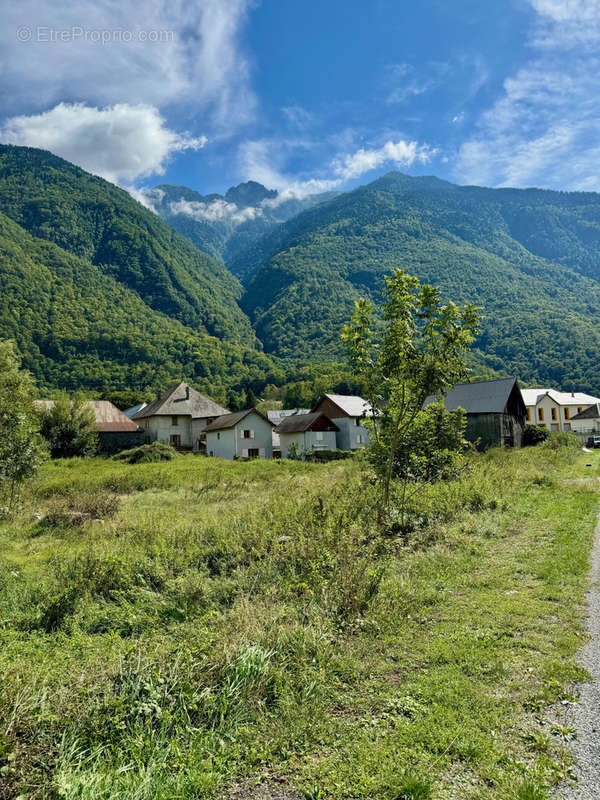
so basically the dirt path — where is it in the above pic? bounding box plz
[556,511,600,799]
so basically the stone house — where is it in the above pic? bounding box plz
[133,382,228,450]
[203,409,274,459]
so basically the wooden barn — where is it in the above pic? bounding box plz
[424,378,526,450]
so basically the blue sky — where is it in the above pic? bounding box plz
[2,0,600,201]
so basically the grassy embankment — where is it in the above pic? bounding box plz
[1,443,599,800]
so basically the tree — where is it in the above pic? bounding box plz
[39,393,98,458]
[0,340,46,507]
[341,269,479,528]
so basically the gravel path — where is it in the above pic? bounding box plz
[556,511,600,799]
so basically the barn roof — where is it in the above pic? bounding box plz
[267,408,310,425]
[275,412,340,434]
[313,394,372,418]
[202,408,273,432]
[424,378,523,414]
[571,403,600,420]
[133,382,228,420]
[35,400,140,433]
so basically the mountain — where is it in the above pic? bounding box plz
[0,145,275,395]
[241,172,600,393]
[148,181,339,280]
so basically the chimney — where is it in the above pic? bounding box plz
[185,385,190,400]
[572,391,575,398]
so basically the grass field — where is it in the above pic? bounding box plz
[1,443,599,800]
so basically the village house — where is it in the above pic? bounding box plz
[275,412,339,458]
[311,394,371,451]
[267,408,310,457]
[425,377,526,449]
[520,388,600,433]
[132,382,228,451]
[203,408,274,459]
[569,403,600,437]
[36,400,143,453]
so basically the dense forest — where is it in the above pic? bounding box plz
[2,145,600,397]
[240,173,600,393]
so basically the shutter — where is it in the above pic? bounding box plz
[250,430,255,439]
[242,448,248,457]
[259,448,265,458]
[241,428,244,438]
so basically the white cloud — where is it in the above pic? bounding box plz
[2,0,255,129]
[239,137,437,197]
[456,1,600,189]
[169,197,263,223]
[0,103,206,184]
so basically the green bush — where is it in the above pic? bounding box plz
[523,425,550,447]
[305,449,356,462]
[541,431,580,451]
[112,442,177,464]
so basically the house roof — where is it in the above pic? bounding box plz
[35,400,140,433]
[275,412,340,434]
[202,408,274,432]
[267,408,310,425]
[424,378,523,414]
[124,402,147,418]
[313,393,372,418]
[133,382,228,420]
[521,388,600,407]
[571,403,600,421]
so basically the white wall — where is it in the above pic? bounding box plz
[525,398,594,433]
[143,415,192,447]
[332,416,370,450]
[280,429,337,458]
[206,427,237,459]
[206,412,273,459]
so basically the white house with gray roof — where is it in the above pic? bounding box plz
[203,409,274,459]
[521,388,600,433]
[311,394,372,450]
[133,382,229,450]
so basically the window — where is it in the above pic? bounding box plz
[551,407,557,421]
[242,429,254,439]
[565,407,570,420]
[247,448,259,458]
[217,432,220,440]
[578,406,583,414]
[170,434,181,448]
[355,417,361,426]
[171,415,178,426]
[526,408,531,421]
[357,434,363,444]
[564,423,571,431]
[538,408,544,422]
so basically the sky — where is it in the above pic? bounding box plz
[2,0,600,203]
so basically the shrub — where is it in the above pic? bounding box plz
[541,431,580,451]
[39,394,98,458]
[113,442,177,464]
[523,425,550,447]
[305,449,355,462]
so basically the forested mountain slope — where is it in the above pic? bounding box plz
[150,181,338,279]
[241,172,600,393]
[0,145,253,345]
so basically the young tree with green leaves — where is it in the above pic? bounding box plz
[341,269,479,529]
[0,340,47,508]
[39,393,98,458]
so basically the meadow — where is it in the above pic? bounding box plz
[1,443,599,800]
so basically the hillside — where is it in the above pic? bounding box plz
[0,145,253,344]
[241,172,600,393]
[149,181,339,279]
[0,146,279,395]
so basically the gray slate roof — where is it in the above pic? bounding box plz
[424,378,522,414]
[275,412,340,434]
[571,403,600,420]
[202,408,273,432]
[133,382,228,420]
[267,408,310,425]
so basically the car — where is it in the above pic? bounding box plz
[586,436,600,448]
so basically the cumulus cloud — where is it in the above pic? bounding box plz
[169,198,263,223]
[0,103,206,184]
[456,0,600,189]
[2,0,255,129]
[239,137,437,197]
